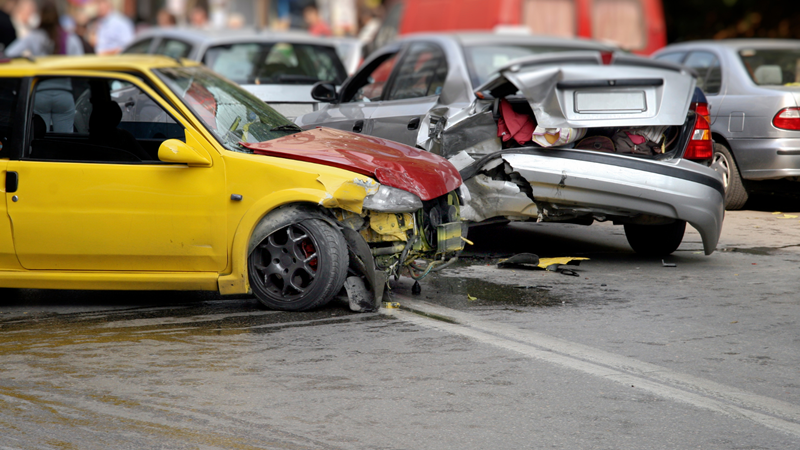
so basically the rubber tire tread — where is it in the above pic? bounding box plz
[623,220,686,256]
[249,219,348,312]
[715,143,748,210]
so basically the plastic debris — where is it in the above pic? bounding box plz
[382,302,400,309]
[467,294,478,301]
[662,260,677,267]
[497,253,540,269]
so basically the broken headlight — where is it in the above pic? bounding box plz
[362,185,423,213]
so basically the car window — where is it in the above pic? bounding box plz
[154,38,192,59]
[123,38,153,54]
[0,77,22,157]
[345,53,399,103]
[654,52,686,64]
[386,42,447,101]
[28,77,183,163]
[684,52,722,95]
[202,42,347,85]
[739,48,800,86]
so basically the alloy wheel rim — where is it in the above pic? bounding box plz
[712,151,731,190]
[252,224,319,300]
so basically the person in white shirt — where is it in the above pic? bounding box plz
[93,0,133,55]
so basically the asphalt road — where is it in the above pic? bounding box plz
[1,189,799,449]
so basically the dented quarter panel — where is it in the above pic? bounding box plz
[497,149,725,255]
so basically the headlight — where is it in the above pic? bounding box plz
[362,185,423,213]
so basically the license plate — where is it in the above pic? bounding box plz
[574,91,647,113]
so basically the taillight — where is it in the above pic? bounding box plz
[692,102,711,125]
[773,108,800,130]
[684,114,713,163]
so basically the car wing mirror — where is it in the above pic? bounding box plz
[311,81,337,103]
[158,139,212,167]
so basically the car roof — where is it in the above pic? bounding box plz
[659,39,800,51]
[131,27,340,48]
[0,54,198,73]
[397,31,618,51]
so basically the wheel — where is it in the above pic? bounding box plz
[711,143,748,210]
[248,218,348,311]
[623,220,686,256]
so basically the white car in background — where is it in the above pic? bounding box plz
[123,28,350,119]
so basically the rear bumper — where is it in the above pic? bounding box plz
[729,138,800,180]
[460,148,725,255]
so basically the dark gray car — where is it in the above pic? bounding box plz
[653,39,800,209]
[297,33,725,256]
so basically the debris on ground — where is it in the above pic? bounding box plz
[497,253,540,269]
[497,254,589,276]
[661,260,677,267]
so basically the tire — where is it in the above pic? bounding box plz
[624,220,686,256]
[712,143,748,210]
[248,218,348,311]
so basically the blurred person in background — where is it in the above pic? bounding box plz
[189,1,209,28]
[11,0,37,39]
[73,11,95,53]
[6,0,82,133]
[157,8,177,27]
[304,3,331,36]
[357,4,380,45]
[94,0,133,55]
[0,0,16,51]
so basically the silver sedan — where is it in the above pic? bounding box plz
[653,39,800,209]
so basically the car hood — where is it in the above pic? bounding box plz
[476,52,697,128]
[242,127,462,201]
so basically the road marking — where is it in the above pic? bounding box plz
[383,298,800,438]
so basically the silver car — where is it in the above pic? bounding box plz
[123,28,349,119]
[653,39,800,210]
[297,33,725,256]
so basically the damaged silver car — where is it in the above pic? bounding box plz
[297,33,725,255]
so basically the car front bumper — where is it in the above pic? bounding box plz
[730,137,800,180]
[459,148,725,255]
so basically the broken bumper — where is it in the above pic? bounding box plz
[460,148,725,255]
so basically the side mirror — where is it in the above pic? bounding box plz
[158,139,212,167]
[311,81,337,103]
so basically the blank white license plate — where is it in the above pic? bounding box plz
[574,91,647,113]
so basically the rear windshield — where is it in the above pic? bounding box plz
[464,44,607,88]
[202,42,347,86]
[739,48,800,86]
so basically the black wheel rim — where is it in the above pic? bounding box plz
[251,223,320,301]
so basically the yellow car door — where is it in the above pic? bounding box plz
[6,74,228,272]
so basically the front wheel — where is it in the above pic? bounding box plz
[248,218,348,311]
[624,220,686,256]
[711,143,748,210]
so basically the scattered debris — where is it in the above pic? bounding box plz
[497,253,540,269]
[382,302,400,309]
[498,254,589,276]
[467,294,478,301]
[661,260,677,267]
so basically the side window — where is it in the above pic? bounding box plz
[0,77,22,158]
[685,51,722,95]
[345,53,399,103]
[28,77,183,163]
[387,43,447,101]
[154,39,192,59]
[654,52,687,64]
[123,38,154,54]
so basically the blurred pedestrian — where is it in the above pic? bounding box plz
[304,3,331,37]
[357,5,380,45]
[6,0,82,133]
[11,0,36,39]
[0,0,16,51]
[94,0,134,55]
[156,8,177,27]
[189,2,209,28]
[5,0,83,57]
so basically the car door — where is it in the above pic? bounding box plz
[368,41,448,146]
[296,48,400,134]
[0,76,24,270]
[6,73,228,272]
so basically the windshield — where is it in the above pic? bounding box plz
[464,44,608,88]
[739,48,800,86]
[202,42,347,86]
[156,66,301,152]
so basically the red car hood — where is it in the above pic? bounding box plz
[242,127,462,201]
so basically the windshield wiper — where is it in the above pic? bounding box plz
[270,124,302,132]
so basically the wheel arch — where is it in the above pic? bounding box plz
[217,189,343,296]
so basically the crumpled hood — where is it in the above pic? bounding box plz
[242,127,462,201]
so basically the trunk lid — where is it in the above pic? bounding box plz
[476,52,697,129]
[242,127,462,201]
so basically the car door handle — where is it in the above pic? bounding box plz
[5,171,18,193]
[407,117,421,130]
[353,120,364,133]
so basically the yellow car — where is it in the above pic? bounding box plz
[0,55,465,312]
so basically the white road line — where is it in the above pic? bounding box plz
[382,298,800,438]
